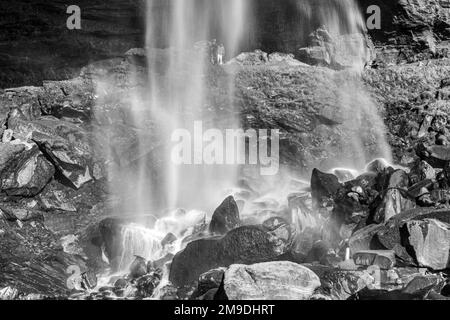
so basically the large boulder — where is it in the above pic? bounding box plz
[223,261,320,300]
[407,218,450,270]
[169,225,292,287]
[298,27,374,70]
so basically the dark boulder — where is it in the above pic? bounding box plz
[209,196,240,235]
[169,225,291,287]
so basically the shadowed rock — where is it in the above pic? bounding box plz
[209,196,240,235]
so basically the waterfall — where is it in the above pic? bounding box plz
[94,0,392,275]
[119,0,248,214]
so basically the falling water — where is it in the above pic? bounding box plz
[95,0,392,274]
[126,0,248,213]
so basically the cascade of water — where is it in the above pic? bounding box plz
[96,0,392,278]
[116,0,248,214]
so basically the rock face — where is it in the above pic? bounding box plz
[209,196,240,235]
[0,0,145,88]
[407,219,450,270]
[223,261,320,300]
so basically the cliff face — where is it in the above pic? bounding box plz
[358,0,450,64]
[0,0,145,88]
[0,0,449,88]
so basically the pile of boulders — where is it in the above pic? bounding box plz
[148,153,450,300]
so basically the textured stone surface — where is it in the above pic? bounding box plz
[169,225,291,287]
[407,218,450,270]
[223,261,320,300]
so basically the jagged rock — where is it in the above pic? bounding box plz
[408,179,434,199]
[402,274,445,296]
[209,196,240,235]
[311,168,341,209]
[59,234,85,257]
[223,261,320,300]
[169,225,291,287]
[0,143,54,197]
[8,115,94,189]
[38,181,78,212]
[353,250,396,269]
[407,219,450,270]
